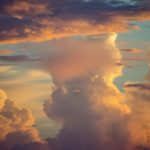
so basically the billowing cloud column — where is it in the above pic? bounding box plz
[44,34,133,150]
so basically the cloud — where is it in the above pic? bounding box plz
[3,0,51,19]
[11,141,49,150]
[43,33,135,150]
[44,33,122,82]
[0,89,7,110]
[0,130,41,150]
[120,48,143,53]
[118,41,150,150]
[0,50,13,55]
[0,1,150,149]
[44,77,131,150]
[0,55,40,63]
[124,82,150,90]
[0,89,44,150]
[40,31,150,150]
[145,49,150,81]
[0,28,149,150]
[135,145,150,150]
[124,83,150,149]
[122,58,146,62]
[0,0,150,43]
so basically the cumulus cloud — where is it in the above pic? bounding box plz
[41,32,150,150]
[124,84,150,149]
[43,34,135,150]
[44,77,131,150]
[44,33,121,82]
[0,1,150,150]
[0,89,46,150]
[0,0,150,43]
[0,28,149,150]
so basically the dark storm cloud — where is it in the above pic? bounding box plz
[0,0,150,43]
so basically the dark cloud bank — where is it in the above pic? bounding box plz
[0,0,150,43]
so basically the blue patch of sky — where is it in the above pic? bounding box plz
[114,21,150,92]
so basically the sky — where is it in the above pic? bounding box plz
[0,0,150,150]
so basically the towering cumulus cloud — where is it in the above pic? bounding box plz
[43,34,132,150]
[43,33,150,150]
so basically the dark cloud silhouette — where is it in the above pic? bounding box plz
[124,83,150,90]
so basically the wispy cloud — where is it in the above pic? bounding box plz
[124,82,150,90]
[0,49,13,55]
[0,55,40,63]
[120,48,143,53]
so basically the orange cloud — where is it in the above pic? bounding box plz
[45,33,122,82]
[42,32,150,150]
[124,83,150,148]
[0,0,150,44]
[43,33,135,150]
[121,48,143,53]
[0,50,13,55]
[0,89,46,150]
[4,1,51,19]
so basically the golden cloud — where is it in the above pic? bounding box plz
[0,89,43,149]
[0,0,150,44]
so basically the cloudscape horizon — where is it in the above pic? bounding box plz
[0,0,150,150]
